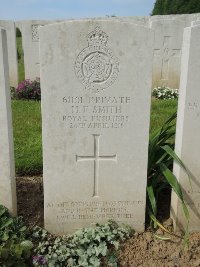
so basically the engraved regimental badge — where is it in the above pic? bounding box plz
[74,26,119,93]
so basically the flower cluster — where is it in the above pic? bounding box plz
[152,86,179,100]
[33,255,47,266]
[15,78,41,101]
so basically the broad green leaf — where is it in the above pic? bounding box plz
[160,163,189,220]
[0,205,6,217]
[0,218,13,230]
[147,185,157,216]
[160,163,183,200]
[162,145,193,189]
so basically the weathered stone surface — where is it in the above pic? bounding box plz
[171,24,200,232]
[40,20,153,234]
[0,28,16,214]
[0,21,18,87]
[150,18,186,89]
[191,19,200,26]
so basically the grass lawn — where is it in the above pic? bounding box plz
[12,100,42,175]
[150,98,178,133]
[12,99,178,176]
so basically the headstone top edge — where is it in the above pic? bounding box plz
[39,19,153,34]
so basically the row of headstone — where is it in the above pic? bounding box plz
[15,15,200,89]
[1,14,200,89]
[0,18,200,235]
[0,21,18,87]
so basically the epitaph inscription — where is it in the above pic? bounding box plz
[46,200,145,223]
[74,27,119,93]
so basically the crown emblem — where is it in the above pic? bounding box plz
[87,26,108,46]
[75,26,119,93]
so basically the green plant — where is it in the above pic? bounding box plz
[0,205,33,267]
[16,36,25,82]
[151,0,200,15]
[152,86,179,100]
[147,112,190,232]
[16,28,22,38]
[32,221,132,267]
[10,87,17,100]
[15,79,41,101]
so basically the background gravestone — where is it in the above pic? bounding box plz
[0,28,17,215]
[40,20,153,234]
[150,18,186,89]
[16,20,55,80]
[0,21,18,87]
[171,24,200,232]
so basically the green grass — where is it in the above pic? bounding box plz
[12,99,178,176]
[16,37,25,82]
[12,100,42,175]
[150,99,178,133]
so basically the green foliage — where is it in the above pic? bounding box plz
[0,205,33,267]
[32,221,132,267]
[152,0,200,15]
[15,79,41,101]
[16,28,22,37]
[147,113,190,230]
[16,37,25,82]
[152,86,179,100]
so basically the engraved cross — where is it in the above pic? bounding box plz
[154,36,181,80]
[76,134,117,197]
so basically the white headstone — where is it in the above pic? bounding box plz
[0,21,18,87]
[191,19,200,26]
[150,18,186,89]
[40,20,153,234]
[0,28,16,214]
[171,25,200,232]
[16,20,55,80]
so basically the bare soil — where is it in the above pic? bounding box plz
[16,176,200,267]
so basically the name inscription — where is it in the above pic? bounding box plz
[62,96,131,129]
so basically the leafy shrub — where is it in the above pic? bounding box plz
[152,86,179,100]
[15,79,41,101]
[0,205,33,267]
[16,28,22,37]
[10,87,17,100]
[32,221,132,267]
[147,112,190,232]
